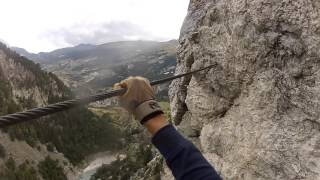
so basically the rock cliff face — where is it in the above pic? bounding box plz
[169,0,320,179]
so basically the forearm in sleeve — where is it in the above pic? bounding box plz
[152,125,222,180]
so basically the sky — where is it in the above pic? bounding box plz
[0,0,189,53]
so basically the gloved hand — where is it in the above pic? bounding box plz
[113,76,163,124]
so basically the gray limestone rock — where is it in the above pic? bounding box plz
[169,0,320,179]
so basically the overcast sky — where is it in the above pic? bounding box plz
[0,0,189,53]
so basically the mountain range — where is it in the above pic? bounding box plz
[12,40,178,98]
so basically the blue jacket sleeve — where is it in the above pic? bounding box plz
[152,124,222,180]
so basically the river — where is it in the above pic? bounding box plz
[78,152,116,180]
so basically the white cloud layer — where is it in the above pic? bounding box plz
[0,0,189,53]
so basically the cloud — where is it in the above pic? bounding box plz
[44,21,166,47]
[0,0,189,52]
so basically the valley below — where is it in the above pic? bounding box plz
[79,152,117,180]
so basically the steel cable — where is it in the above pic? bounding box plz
[0,64,215,128]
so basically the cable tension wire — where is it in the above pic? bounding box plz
[0,65,215,128]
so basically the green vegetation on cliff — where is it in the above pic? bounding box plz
[38,156,67,180]
[0,158,39,180]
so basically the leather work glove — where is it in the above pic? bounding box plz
[113,76,163,124]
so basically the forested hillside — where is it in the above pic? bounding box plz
[0,42,122,179]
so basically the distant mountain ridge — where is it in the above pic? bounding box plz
[13,40,178,98]
[12,40,177,64]
[11,47,39,61]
